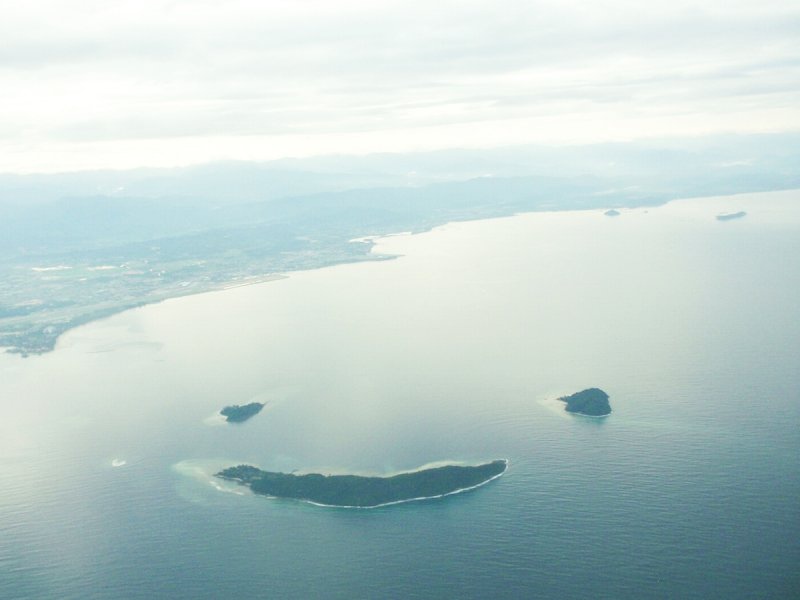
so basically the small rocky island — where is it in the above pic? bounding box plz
[604,209,621,217]
[220,402,264,423]
[716,211,747,221]
[215,460,508,508]
[558,388,611,417]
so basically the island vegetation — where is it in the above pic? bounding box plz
[558,388,611,417]
[215,460,508,507]
[604,209,621,217]
[220,402,264,423]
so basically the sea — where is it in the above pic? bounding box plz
[1,190,798,599]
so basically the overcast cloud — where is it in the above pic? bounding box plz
[1,0,798,172]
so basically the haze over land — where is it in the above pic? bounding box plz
[1,1,798,354]
[2,133,799,354]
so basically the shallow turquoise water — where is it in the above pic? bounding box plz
[1,191,799,599]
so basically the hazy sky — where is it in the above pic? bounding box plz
[1,0,799,172]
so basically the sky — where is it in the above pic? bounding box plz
[1,0,798,173]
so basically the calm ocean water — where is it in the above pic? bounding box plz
[1,191,799,599]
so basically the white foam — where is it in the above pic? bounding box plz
[569,411,610,419]
[31,265,71,272]
[111,459,127,467]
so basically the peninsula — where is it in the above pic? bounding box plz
[220,402,264,423]
[558,388,611,417]
[215,460,508,508]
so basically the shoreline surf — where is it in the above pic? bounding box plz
[217,459,509,509]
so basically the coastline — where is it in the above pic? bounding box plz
[566,411,610,419]
[2,200,652,357]
[8,188,798,358]
[302,463,509,509]
[219,459,509,509]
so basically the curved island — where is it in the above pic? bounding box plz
[215,460,508,508]
[220,402,264,423]
[558,388,611,417]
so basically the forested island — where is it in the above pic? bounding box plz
[558,388,612,417]
[215,460,508,507]
[220,402,264,423]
